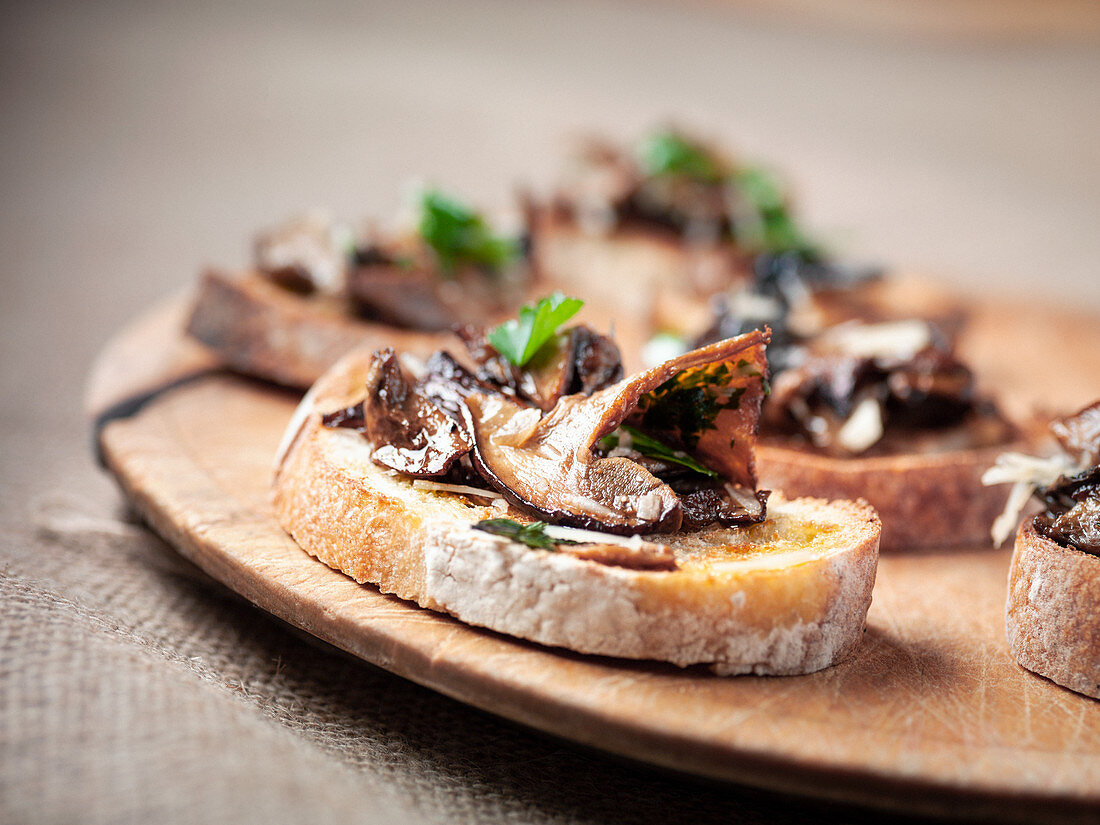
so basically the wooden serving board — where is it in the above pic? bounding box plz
[89,294,1100,823]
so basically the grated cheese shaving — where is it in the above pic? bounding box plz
[542,524,646,549]
[729,289,783,323]
[836,396,884,454]
[412,479,500,499]
[635,492,665,521]
[822,319,931,360]
[982,451,1086,546]
[990,481,1035,548]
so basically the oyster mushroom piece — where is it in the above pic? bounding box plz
[417,349,523,424]
[1035,492,1100,554]
[675,480,769,531]
[460,330,770,534]
[323,348,471,477]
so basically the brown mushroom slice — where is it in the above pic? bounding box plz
[884,347,977,429]
[522,333,575,407]
[463,390,681,532]
[518,326,624,409]
[1035,491,1100,555]
[1051,401,1100,466]
[323,348,471,477]
[452,323,547,405]
[560,540,677,571]
[461,330,770,534]
[570,325,624,396]
[417,350,524,424]
[676,480,769,531]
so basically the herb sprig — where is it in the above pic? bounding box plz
[637,130,727,183]
[636,130,821,258]
[600,425,717,478]
[474,518,578,550]
[732,167,819,258]
[417,190,519,274]
[488,292,584,367]
[639,362,749,450]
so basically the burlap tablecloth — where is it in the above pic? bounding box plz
[3,2,1097,822]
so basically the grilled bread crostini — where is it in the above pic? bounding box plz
[274,296,880,675]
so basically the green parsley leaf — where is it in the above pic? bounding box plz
[638,363,748,450]
[637,130,727,184]
[600,425,717,478]
[487,291,584,367]
[731,167,819,258]
[474,519,578,550]
[417,190,520,274]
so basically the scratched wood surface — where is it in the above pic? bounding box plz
[91,296,1100,823]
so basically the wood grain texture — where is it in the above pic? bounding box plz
[91,297,1100,823]
[84,293,221,422]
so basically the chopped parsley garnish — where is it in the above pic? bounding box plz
[600,425,717,478]
[417,190,520,274]
[636,132,820,258]
[638,362,748,450]
[637,130,727,184]
[731,167,819,258]
[474,518,577,550]
[488,291,584,367]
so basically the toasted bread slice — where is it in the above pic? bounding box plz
[529,209,746,320]
[756,443,1014,552]
[272,348,881,675]
[187,269,653,388]
[186,270,453,389]
[1006,521,1100,699]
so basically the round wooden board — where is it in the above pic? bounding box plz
[90,295,1100,823]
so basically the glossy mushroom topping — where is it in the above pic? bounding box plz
[548,131,798,251]
[761,323,1011,457]
[1033,466,1100,554]
[1051,401,1100,467]
[254,191,525,331]
[322,348,470,477]
[985,400,1100,552]
[1033,402,1100,554]
[457,331,768,533]
[323,300,770,539]
[701,298,1013,458]
[345,248,461,331]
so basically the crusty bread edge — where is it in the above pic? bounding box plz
[186,270,452,389]
[757,444,1015,552]
[1006,522,1100,699]
[273,358,880,675]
